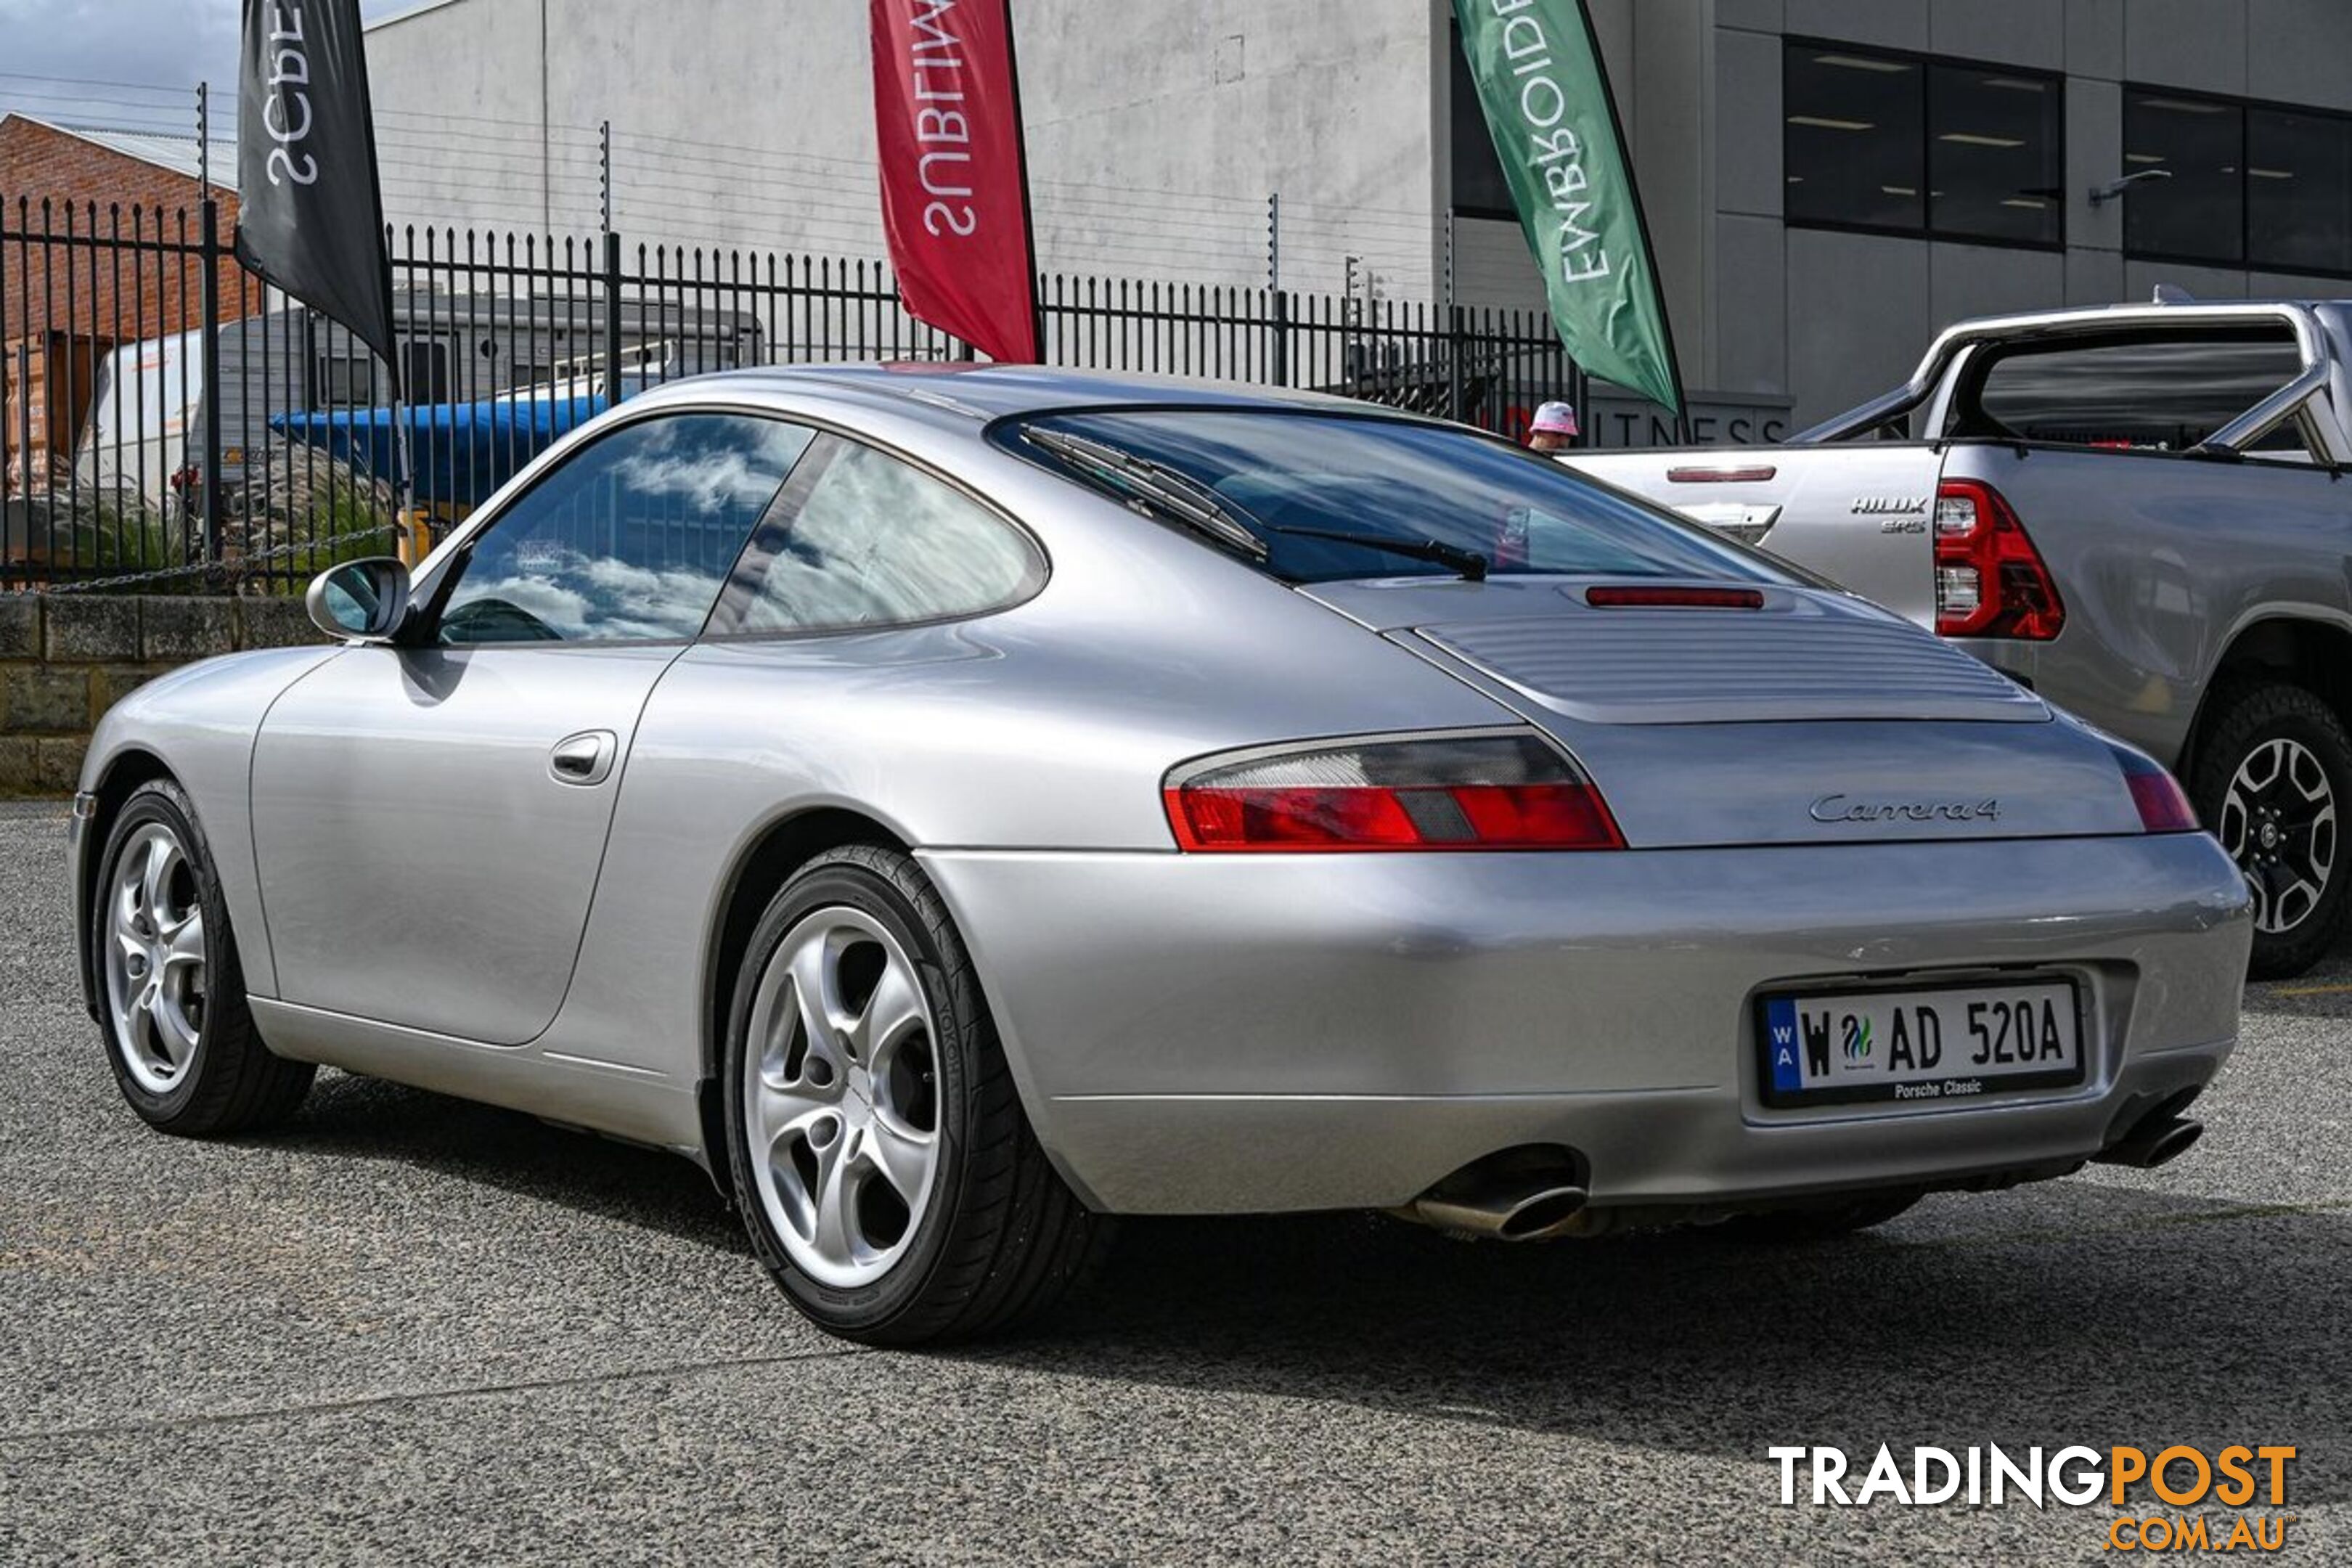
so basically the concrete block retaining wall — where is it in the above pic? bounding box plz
[0,595,323,796]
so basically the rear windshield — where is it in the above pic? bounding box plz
[1000,409,1789,586]
[1958,330,2301,449]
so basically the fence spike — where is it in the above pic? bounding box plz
[6,203,1559,589]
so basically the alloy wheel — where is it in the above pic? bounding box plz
[742,907,943,1289]
[2219,736,2337,936]
[102,822,209,1093]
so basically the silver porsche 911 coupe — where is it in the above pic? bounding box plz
[70,365,2251,1343]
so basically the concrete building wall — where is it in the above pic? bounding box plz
[1728,0,2352,426]
[366,0,584,234]
[1437,0,2352,427]
[365,0,1443,300]
[360,0,2352,431]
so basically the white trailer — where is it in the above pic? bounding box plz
[80,328,203,506]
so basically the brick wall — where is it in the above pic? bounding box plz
[2,120,266,485]
[0,118,262,343]
[0,595,324,796]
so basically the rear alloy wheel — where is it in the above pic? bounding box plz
[2192,683,2352,979]
[744,906,943,1289]
[91,779,314,1134]
[722,846,1105,1344]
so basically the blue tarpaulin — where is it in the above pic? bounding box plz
[270,393,608,509]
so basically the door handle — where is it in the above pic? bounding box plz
[549,730,618,787]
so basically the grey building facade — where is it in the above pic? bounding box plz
[364,0,2352,436]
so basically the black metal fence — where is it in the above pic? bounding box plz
[4,190,1575,592]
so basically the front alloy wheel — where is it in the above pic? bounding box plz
[103,821,211,1093]
[90,778,314,1134]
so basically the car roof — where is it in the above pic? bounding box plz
[625,362,1394,424]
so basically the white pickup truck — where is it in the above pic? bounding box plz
[1571,295,2352,976]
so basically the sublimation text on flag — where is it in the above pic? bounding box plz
[870,0,1041,363]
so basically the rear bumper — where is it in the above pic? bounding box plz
[920,834,2250,1214]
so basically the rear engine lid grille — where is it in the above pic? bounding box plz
[1417,594,2046,725]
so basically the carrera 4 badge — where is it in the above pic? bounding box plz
[1810,794,2002,825]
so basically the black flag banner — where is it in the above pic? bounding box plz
[234,0,398,391]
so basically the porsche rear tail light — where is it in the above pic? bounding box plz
[2107,741,2200,834]
[1164,732,1623,852]
[1934,478,2064,640]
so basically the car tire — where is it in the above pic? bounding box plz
[721,844,1107,1344]
[1717,1191,1920,1242]
[2189,682,2352,979]
[91,778,314,1135]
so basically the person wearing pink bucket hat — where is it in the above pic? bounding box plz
[1525,399,1580,452]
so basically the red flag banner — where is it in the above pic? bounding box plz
[870,0,1040,362]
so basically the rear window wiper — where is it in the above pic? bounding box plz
[1021,425,1269,562]
[1258,523,1489,583]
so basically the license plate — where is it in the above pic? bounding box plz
[1757,979,2083,1108]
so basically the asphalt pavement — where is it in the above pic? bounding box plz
[2,799,2346,1564]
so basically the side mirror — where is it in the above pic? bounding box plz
[305,558,412,642]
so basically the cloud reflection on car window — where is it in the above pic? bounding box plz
[440,415,812,645]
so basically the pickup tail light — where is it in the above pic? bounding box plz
[1934,478,2064,640]
[1164,732,1624,852]
[2107,742,2200,834]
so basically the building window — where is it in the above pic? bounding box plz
[402,339,452,404]
[1783,41,2062,248]
[2123,91,2246,264]
[1784,46,1924,232]
[315,351,379,406]
[1928,64,2063,245]
[2124,89,2352,276]
[1448,23,1516,219]
[2249,107,2352,274]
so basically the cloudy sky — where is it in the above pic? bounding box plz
[0,1,412,131]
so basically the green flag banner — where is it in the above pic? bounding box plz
[1453,0,1686,415]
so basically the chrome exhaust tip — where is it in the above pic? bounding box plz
[1404,1180,1591,1241]
[1394,1146,1593,1241]
[2094,1115,2204,1170]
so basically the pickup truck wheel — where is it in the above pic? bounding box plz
[2192,682,2352,979]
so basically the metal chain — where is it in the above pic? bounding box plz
[30,523,401,595]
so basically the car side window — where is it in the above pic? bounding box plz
[437,414,814,645]
[724,436,1043,634]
